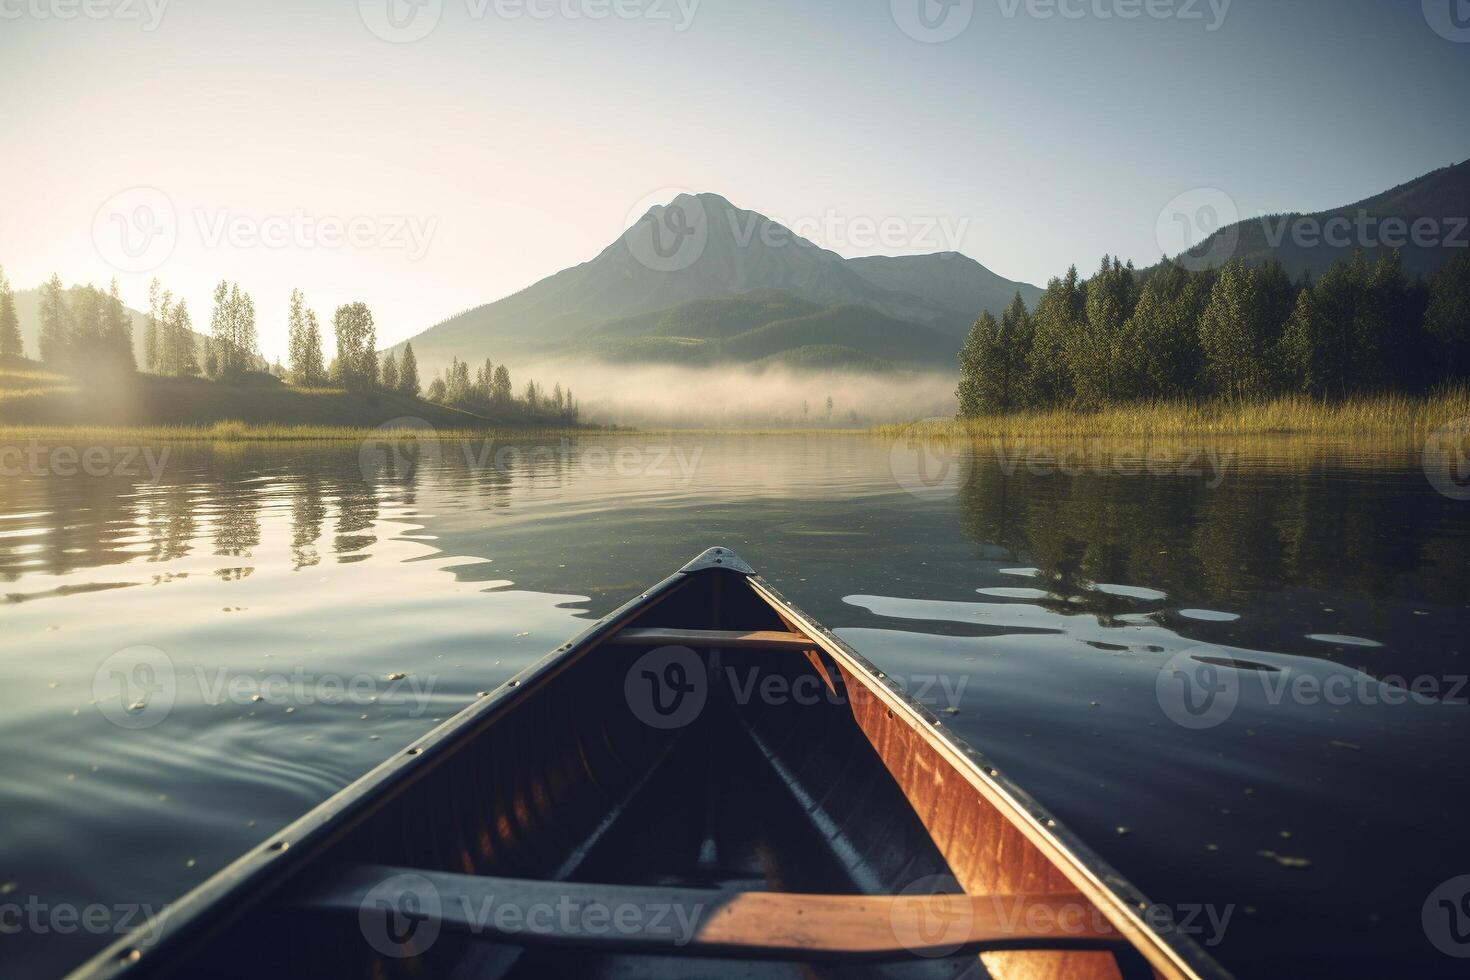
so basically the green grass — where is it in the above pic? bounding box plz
[875,388,1470,441]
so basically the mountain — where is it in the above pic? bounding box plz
[396,193,1041,373]
[572,289,960,369]
[12,285,213,367]
[1173,159,1470,280]
[847,252,1042,331]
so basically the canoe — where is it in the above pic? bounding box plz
[74,547,1230,980]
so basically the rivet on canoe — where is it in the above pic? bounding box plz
[988,768,999,777]
[508,680,520,688]
[269,840,289,852]
[407,748,422,756]
[119,949,141,964]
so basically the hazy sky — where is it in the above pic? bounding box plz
[1,0,1466,359]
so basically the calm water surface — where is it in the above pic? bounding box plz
[2,433,1468,977]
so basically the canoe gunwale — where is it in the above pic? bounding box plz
[744,573,1231,980]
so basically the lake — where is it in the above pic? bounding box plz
[2,430,1467,978]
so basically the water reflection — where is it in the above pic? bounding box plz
[0,433,1466,980]
[956,438,1469,679]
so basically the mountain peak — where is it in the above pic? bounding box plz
[398,194,1042,372]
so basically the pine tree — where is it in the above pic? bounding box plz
[1120,260,1205,398]
[491,364,512,403]
[236,288,258,373]
[1197,260,1291,400]
[1027,266,1083,407]
[287,289,308,384]
[381,349,399,391]
[1362,250,1421,391]
[170,300,199,376]
[104,279,134,368]
[73,286,97,360]
[1071,256,1138,406]
[444,357,471,404]
[1282,284,1327,396]
[1425,252,1470,383]
[0,267,22,361]
[157,289,174,373]
[209,281,231,376]
[999,292,1035,408]
[38,274,70,366]
[302,310,324,386]
[398,342,420,397]
[143,279,161,372]
[956,312,996,417]
[956,295,1032,415]
[332,302,376,390]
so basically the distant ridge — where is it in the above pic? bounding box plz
[1171,159,1470,280]
[395,192,1042,373]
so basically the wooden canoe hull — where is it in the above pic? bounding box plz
[70,548,1230,980]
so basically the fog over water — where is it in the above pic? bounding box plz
[522,362,960,427]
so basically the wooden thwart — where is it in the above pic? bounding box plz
[305,864,1126,962]
[607,628,814,650]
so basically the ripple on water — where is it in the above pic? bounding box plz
[1306,633,1384,648]
[1177,608,1241,622]
[1093,583,1168,602]
[976,587,1051,600]
[1193,654,1281,673]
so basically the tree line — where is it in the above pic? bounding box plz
[0,271,139,371]
[2,267,580,425]
[423,355,580,424]
[958,250,1470,415]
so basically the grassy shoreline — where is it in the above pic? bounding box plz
[874,389,1470,440]
[5,392,1464,444]
[0,421,610,443]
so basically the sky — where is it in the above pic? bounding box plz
[1,0,1466,360]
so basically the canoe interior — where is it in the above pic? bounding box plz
[82,557,1209,980]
